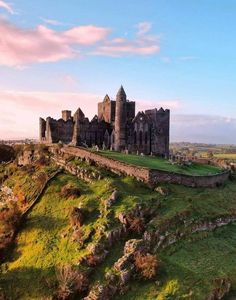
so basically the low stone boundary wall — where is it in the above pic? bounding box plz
[149,169,229,188]
[59,146,229,188]
[60,146,150,183]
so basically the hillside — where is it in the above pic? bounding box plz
[0,150,236,299]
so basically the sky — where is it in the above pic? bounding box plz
[0,0,236,143]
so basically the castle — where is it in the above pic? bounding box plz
[39,86,170,156]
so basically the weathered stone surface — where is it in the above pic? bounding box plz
[124,239,146,256]
[40,87,170,156]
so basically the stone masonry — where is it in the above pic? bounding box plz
[39,86,170,156]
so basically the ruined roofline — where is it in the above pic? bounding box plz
[145,107,170,114]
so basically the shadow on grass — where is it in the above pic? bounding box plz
[23,214,66,232]
[0,266,55,299]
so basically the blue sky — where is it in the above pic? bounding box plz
[0,0,236,143]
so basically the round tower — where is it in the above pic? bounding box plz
[114,85,127,151]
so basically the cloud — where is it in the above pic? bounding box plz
[137,22,152,35]
[91,22,160,57]
[0,20,110,67]
[137,99,181,112]
[0,0,14,14]
[0,89,103,139]
[64,25,111,45]
[0,20,161,67]
[40,18,64,26]
[171,114,236,144]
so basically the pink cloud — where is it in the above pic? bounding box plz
[64,25,111,45]
[93,44,160,57]
[0,20,161,67]
[0,0,14,14]
[137,99,181,112]
[0,89,102,139]
[0,21,110,67]
[91,22,160,57]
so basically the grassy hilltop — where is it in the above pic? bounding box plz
[0,150,236,299]
[98,150,222,175]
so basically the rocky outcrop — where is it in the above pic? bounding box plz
[103,190,119,209]
[83,239,147,300]
[143,214,236,251]
[52,156,102,183]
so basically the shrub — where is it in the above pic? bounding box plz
[0,202,21,231]
[86,254,102,266]
[134,251,159,279]
[70,207,84,227]
[56,265,89,300]
[60,184,81,199]
[126,215,145,234]
[0,145,15,163]
[0,202,21,252]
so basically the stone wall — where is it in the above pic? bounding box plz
[149,168,229,188]
[58,146,229,188]
[59,146,150,183]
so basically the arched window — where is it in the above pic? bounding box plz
[145,131,148,144]
[139,131,143,145]
[134,131,137,144]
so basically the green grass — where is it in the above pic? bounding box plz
[1,159,236,300]
[0,168,160,299]
[0,174,86,299]
[98,150,222,175]
[119,224,236,300]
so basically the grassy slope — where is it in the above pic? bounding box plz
[1,160,236,299]
[98,150,222,175]
[120,224,236,300]
[1,174,84,299]
[0,168,159,299]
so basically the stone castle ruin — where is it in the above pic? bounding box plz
[39,86,170,156]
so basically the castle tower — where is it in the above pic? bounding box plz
[39,117,46,142]
[114,85,127,151]
[62,110,71,122]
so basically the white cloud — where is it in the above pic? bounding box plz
[0,0,14,14]
[171,114,236,144]
[40,18,64,26]
[136,22,152,35]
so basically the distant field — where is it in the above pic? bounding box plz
[214,153,236,160]
[98,150,222,176]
